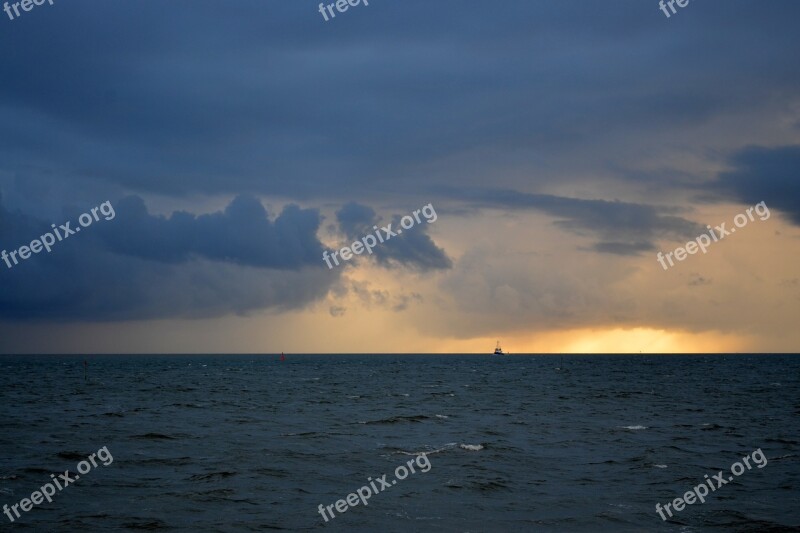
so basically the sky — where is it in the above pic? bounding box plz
[0,0,798,353]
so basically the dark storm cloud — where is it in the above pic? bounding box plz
[335,202,451,270]
[0,195,336,320]
[709,145,800,225]
[1,1,799,199]
[96,195,324,268]
[439,187,702,256]
[335,202,377,238]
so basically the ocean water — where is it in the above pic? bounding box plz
[0,354,798,532]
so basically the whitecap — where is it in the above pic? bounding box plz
[395,442,458,456]
[654,464,667,468]
[620,425,648,430]
[773,454,797,461]
[396,450,433,456]
[460,443,484,451]
[427,443,458,455]
[435,414,449,419]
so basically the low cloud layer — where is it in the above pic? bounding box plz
[0,195,336,321]
[96,195,325,268]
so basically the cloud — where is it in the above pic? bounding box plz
[335,202,451,270]
[95,194,325,269]
[590,241,655,256]
[347,280,423,312]
[710,145,800,225]
[2,1,798,201]
[0,195,336,321]
[335,202,378,237]
[439,187,702,255]
[392,292,423,312]
[688,275,711,286]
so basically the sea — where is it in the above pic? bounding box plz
[0,354,798,532]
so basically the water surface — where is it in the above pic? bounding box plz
[0,354,798,531]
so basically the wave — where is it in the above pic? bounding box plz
[131,457,193,466]
[473,478,508,491]
[771,453,797,461]
[280,431,325,438]
[700,423,727,431]
[391,442,485,455]
[120,520,170,530]
[189,471,237,481]
[362,415,430,425]
[22,467,50,474]
[130,433,179,440]
[765,438,798,445]
[254,467,289,478]
[57,451,86,460]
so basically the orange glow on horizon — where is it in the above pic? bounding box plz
[437,327,750,354]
